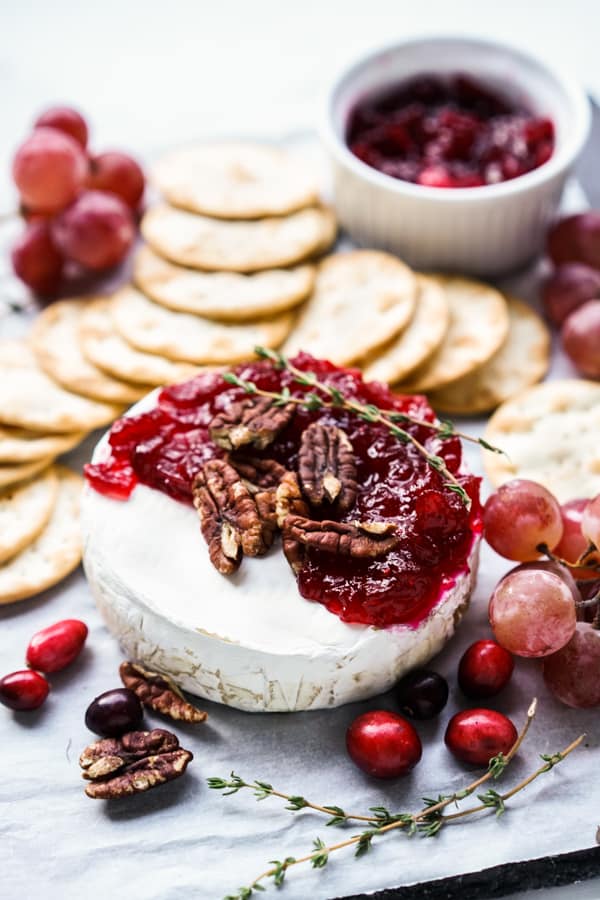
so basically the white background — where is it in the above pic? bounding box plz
[2,2,600,898]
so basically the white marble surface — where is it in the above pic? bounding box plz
[2,3,600,899]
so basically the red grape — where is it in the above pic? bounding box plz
[542,263,600,327]
[489,566,577,657]
[12,127,87,213]
[543,622,600,707]
[51,189,135,270]
[34,106,89,149]
[547,212,600,268]
[553,499,598,579]
[483,479,563,561]
[87,151,145,210]
[582,495,600,548]
[555,499,591,563]
[562,300,600,378]
[11,220,64,295]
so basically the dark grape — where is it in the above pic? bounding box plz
[394,668,449,719]
[85,688,143,737]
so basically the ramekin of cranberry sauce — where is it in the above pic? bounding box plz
[347,74,555,189]
[322,37,590,274]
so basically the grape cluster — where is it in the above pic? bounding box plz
[543,213,600,378]
[11,105,145,296]
[483,479,600,708]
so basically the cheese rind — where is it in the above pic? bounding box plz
[82,394,480,712]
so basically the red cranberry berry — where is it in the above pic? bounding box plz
[26,619,88,673]
[85,688,143,737]
[458,640,514,699]
[395,668,449,719]
[346,710,422,778]
[0,670,50,711]
[444,708,517,766]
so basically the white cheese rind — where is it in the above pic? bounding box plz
[82,394,480,712]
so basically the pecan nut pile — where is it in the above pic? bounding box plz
[210,395,295,451]
[197,396,398,577]
[298,422,357,512]
[193,459,272,574]
[79,729,193,800]
[119,662,207,724]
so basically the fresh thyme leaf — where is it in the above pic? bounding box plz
[285,795,308,811]
[488,753,508,779]
[477,789,506,817]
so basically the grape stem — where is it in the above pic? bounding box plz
[537,542,600,574]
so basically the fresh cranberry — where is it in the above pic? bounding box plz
[346,710,422,778]
[458,640,514,699]
[0,670,50,711]
[85,688,144,737]
[26,619,88,673]
[395,669,449,719]
[444,708,517,766]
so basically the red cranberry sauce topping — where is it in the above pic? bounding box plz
[85,355,481,628]
[347,74,554,188]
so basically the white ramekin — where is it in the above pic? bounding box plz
[321,36,591,276]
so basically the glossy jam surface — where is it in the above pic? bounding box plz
[85,355,481,627]
[347,74,554,188]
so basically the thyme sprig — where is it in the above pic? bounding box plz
[222,347,503,509]
[213,701,584,898]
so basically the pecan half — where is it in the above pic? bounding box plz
[119,662,207,724]
[298,423,357,512]
[79,729,192,800]
[193,459,270,574]
[275,470,309,528]
[230,456,288,545]
[284,515,398,568]
[210,396,295,451]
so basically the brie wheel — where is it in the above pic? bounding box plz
[82,396,480,712]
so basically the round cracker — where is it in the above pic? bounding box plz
[0,340,121,433]
[283,250,417,366]
[111,286,294,365]
[0,457,55,490]
[0,465,83,605]
[151,142,320,219]
[30,300,151,405]
[141,203,336,273]
[397,275,509,392]
[0,425,85,463]
[133,245,315,321]
[0,468,58,564]
[361,275,449,383]
[429,296,551,415]
[79,298,201,386]
[483,379,600,503]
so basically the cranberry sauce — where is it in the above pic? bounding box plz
[85,355,481,628]
[347,74,554,188]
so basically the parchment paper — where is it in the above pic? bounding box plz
[1,172,598,900]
